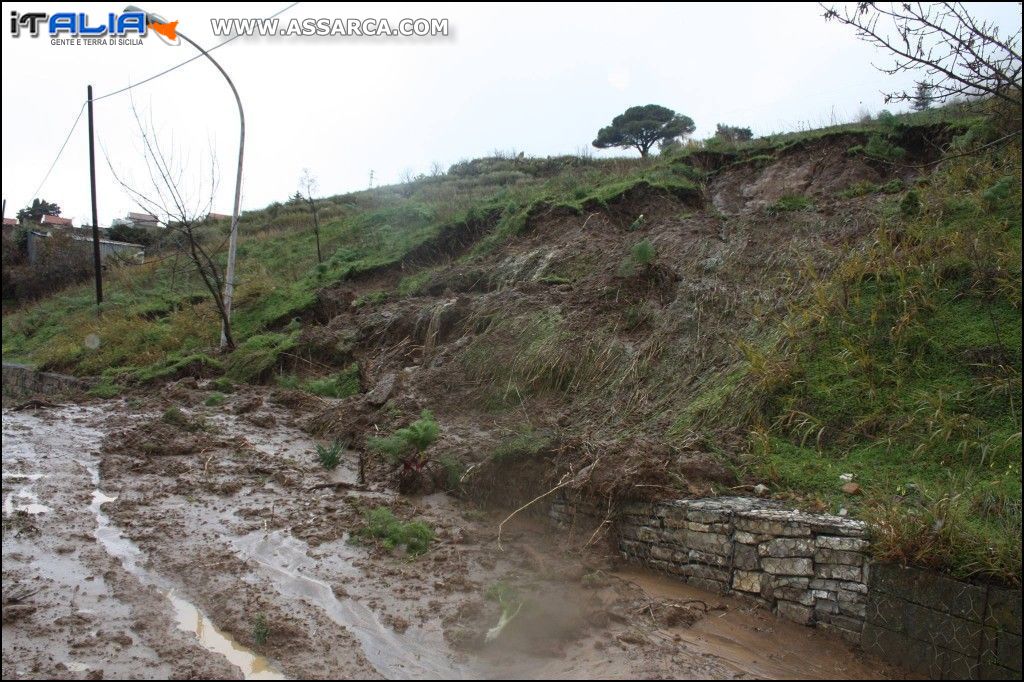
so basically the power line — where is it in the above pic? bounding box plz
[28,102,86,201]
[93,2,300,102]
[21,2,300,201]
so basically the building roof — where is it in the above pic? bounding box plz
[40,214,73,226]
[207,212,231,221]
[2,218,17,226]
[128,212,159,222]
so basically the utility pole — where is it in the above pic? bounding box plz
[87,85,103,306]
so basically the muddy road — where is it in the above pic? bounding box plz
[2,395,907,679]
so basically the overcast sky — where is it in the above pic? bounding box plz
[1,2,1019,226]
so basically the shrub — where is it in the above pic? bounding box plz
[358,507,434,555]
[619,240,657,277]
[367,410,440,464]
[204,392,226,407]
[862,134,906,161]
[981,176,1016,211]
[162,406,189,427]
[630,239,656,266]
[900,189,922,217]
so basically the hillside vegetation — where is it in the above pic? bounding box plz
[3,104,1020,584]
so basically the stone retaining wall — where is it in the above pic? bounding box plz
[550,493,1022,679]
[1,362,94,399]
[865,564,1022,679]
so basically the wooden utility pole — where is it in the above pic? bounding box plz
[87,85,103,306]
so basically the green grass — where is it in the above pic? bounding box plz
[204,392,226,407]
[316,440,344,470]
[305,364,361,398]
[767,195,813,215]
[357,507,434,555]
[366,410,440,463]
[742,141,1023,585]
[489,429,554,463]
[252,613,269,646]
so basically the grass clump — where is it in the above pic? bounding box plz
[204,392,226,407]
[252,613,269,646]
[358,507,434,556]
[304,363,361,398]
[490,429,554,464]
[88,380,121,399]
[767,195,813,215]
[210,377,235,393]
[618,239,657,277]
[316,440,344,470]
[225,333,296,383]
[367,410,440,464]
[438,454,465,491]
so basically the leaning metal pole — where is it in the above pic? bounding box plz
[125,6,244,347]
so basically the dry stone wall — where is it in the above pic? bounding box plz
[550,494,1022,679]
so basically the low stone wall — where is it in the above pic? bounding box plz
[864,564,1022,679]
[1,362,94,399]
[550,493,1022,679]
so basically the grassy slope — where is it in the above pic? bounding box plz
[745,143,1022,584]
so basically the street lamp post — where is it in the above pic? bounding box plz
[125,6,244,348]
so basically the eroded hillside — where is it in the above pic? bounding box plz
[4,114,1021,585]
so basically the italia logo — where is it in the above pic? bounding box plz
[9,11,180,44]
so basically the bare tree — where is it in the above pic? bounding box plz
[107,103,236,349]
[299,168,323,264]
[823,2,1022,112]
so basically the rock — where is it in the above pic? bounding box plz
[366,372,396,406]
[753,483,770,496]
[816,535,869,552]
[761,557,814,576]
[732,570,763,593]
[758,537,816,558]
[841,482,861,495]
[839,473,855,483]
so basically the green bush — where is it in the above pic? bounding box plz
[862,134,906,161]
[204,392,226,407]
[367,410,440,463]
[358,507,434,555]
[900,189,922,217]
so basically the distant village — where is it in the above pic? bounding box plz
[2,205,231,305]
[2,209,232,266]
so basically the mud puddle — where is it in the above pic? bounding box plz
[615,567,895,679]
[84,462,284,680]
[5,396,906,680]
[234,530,464,679]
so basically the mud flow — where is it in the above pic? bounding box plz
[3,399,906,679]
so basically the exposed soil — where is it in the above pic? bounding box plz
[3,392,912,679]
